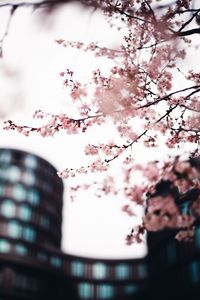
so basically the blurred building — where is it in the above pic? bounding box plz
[147,212,200,299]
[0,148,148,300]
[0,148,199,300]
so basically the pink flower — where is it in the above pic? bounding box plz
[122,204,135,216]
[85,144,99,155]
[59,72,65,77]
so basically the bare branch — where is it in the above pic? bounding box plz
[0,5,17,58]
[178,9,200,32]
[176,27,200,36]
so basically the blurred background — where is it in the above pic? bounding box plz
[0,0,147,258]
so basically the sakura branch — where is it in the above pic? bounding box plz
[2,0,200,243]
[124,156,200,244]
[3,110,105,137]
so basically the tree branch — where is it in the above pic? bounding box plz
[178,9,200,32]
[138,85,200,109]
[175,27,200,36]
[113,5,152,24]
[0,5,17,57]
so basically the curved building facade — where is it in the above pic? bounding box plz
[0,148,149,300]
[0,148,73,300]
[0,148,63,248]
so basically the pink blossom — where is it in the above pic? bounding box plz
[3,0,200,244]
[122,204,135,216]
[85,144,99,155]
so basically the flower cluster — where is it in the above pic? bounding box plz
[4,0,200,243]
[57,159,109,179]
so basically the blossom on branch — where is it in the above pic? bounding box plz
[3,0,200,243]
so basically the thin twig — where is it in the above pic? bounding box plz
[0,5,17,58]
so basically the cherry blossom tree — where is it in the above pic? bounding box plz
[2,0,200,243]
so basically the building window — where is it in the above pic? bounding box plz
[138,263,148,279]
[181,201,190,215]
[0,150,11,164]
[166,242,176,264]
[37,251,48,262]
[0,184,5,196]
[195,226,200,248]
[40,215,50,229]
[0,169,4,180]
[1,200,16,218]
[0,239,10,253]
[23,171,35,185]
[23,226,36,242]
[115,264,130,279]
[78,283,94,299]
[96,284,114,299]
[93,263,107,279]
[24,155,37,168]
[43,181,53,193]
[6,166,21,182]
[27,189,39,205]
[13,184,26,201]
[124,284,138,295]
[71,261,85,277]
[15,244,28,256]
[13,274,38,292]
[50,256,62,268]
[8,221,22,238]
[189,261,199,283]
[19,205,32,221]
